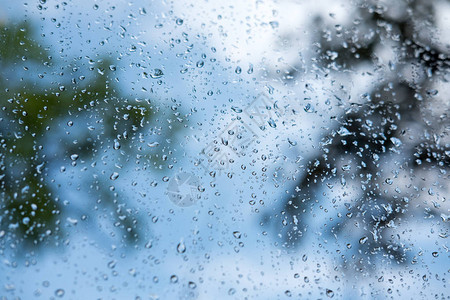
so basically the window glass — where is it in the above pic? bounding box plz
[1,0,449,298]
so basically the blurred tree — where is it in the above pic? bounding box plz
[0,21,179,252]
[270,0,449,271]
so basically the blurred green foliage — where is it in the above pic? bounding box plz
[0,21,175,252]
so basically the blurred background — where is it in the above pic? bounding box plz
[0,0,449,299]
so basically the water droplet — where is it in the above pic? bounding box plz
[129,268,136,276]
[36,162,45,174]
[233,231,241,239]
[110,172,119,180]
[267,118,277,128]
[288,138,297,146]
[426,89,438,96]
[70,154,79,161]
[55,289,65,298]
[341,165,351,171]
[108,260,117,269]
[326,289,334,298]
[66,217,78,226]
[196,60,204,68]
[304,103,313,113]
[170,275,178,283]
[147,142,160,147]
[337,127,351,136]
[269,21,279,29]
[235,66,242,74]
[149,69,164,79]
[231,106,242,113]
[113,140,121,150]
[359,237,368,244]
[175,18,184,25]
[247,64,253,74]
[390,137,402,147]
[177,242,186,253]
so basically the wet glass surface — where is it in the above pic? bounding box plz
[0,0,449,298]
